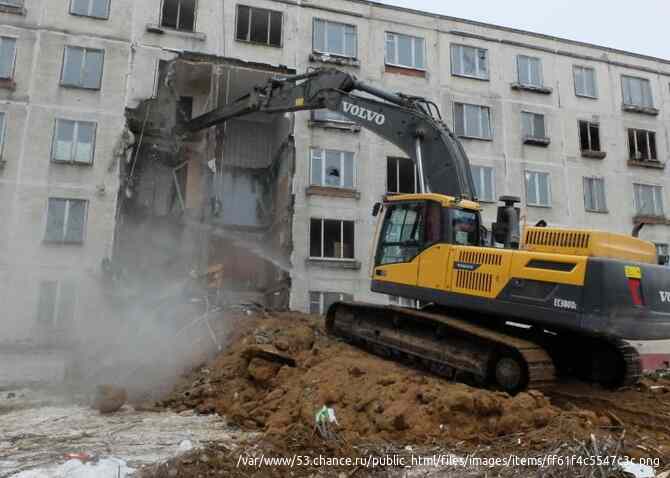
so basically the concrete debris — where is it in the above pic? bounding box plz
[13,457,135,478]
[92,384,128,414]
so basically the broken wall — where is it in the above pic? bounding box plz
[114,53,295,310]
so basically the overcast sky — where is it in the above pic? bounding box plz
[378,0,669,59]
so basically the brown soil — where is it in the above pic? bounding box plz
[144,310,670,477]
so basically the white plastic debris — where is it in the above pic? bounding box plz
[620,461,656,478]
[14,458,135,478]
[177,439,194,454]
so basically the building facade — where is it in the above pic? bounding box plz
[1,0,669,343]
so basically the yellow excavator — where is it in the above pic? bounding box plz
[183,68,670,393]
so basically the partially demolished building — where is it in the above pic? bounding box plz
[1,0,670,354]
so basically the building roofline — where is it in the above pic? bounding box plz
[343,0,670,66]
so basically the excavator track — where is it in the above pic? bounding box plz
[326,302,556,393]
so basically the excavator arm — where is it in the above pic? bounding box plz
[182,68,476,200]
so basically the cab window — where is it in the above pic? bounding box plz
[377,201,441,265]
[451,209,479,246]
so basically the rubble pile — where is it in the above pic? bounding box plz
[160,312,602,447]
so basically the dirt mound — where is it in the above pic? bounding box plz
[159,312,600,448]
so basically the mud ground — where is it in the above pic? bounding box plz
[140,310,670,477]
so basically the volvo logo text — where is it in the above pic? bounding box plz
[660,291,670,303]
[342,102,386,125]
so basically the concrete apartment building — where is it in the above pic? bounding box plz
[1,0,669,350]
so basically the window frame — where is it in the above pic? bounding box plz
[60,46,105,90]
[633,183,664,217]
[621,75,654,108]
[160,0,197,32]
[309,218,355,261]
[578,120,601,152]
[309,291,353,315]
[450,44,489,80]
[0,35,17,80]
[0,111,7,160]
[516,54,543,87]
[309,147,355,189]
[384,31,426,71]
[583,176,607,213]
[36,279,77,327]
[235,4,283,48]
[51,118,97,165]
[312,18,358,59]
[311,109,354,125]
[655,243,669,266]
[628,128,657,162]
[521,111,547,139]
[471,165,495,203]
[69,0,111,19]
[525,170,552,208]
[44,198,89,244]
[453,102,493,140]
[386,156,417,195]
[573,65,598,99]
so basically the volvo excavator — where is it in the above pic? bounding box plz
[182,68,670,394]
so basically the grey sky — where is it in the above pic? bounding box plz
[378,0,670,60]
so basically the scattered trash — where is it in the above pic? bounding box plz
[63,452,93,462]
[315,405,339,440]
[177,440,194,454]
[13,457,135,478]
[620,461,656,478]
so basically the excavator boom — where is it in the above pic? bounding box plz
[183,68,476,200]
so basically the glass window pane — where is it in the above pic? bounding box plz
[37,281,58,323]
[590,124,600,151]
[574,67,584,95]
[90,0,109,18]
[269,11,282,46]
[178,0,196,31]
[342,221,354,259]
[310,149,322,186]
[398,158,415,193]
[0,37,15,79]
[451,45,462,74]
[518,56,529,84]
[344,24,356,57]
[628,129,637,158]
[310,219,322,257]
[45,199,66,242]
[326,22,344,55]
[342,152,354,188]
[161,0,178,28]
[538,173,550,205]
[0,113,5,145]
[477,48,488,78]
[75,122,95,163]
[313,19,325,51]
[397,35,412,66]
[63,47,83,85]
[82,50,103,88]
[325,150,341,187]
[414,38,424,69]
[54,120,74,161]
[323,219,340,258]
[385,33,395,64]
[454,103,464,136]
[64,200,86,242]
[530,58,541,86]
[236,5,250,41]
[522,112,533,137]
[534,114,545,138]
[250,8,269,43]
[462,46,476,75]
[649,132,657,160]
[584,178,594,210]
[465,104,480,137]
[654,187,664,215]
[481,107,491,139]
[526,172,537,205]
[71,0,89,15]
[387,157,397,192]
[641,80,653,107]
